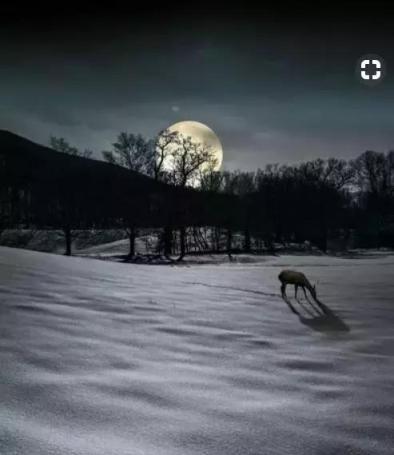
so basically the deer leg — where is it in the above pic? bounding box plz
[295,284,298,299]
[280,284,299,315]
[303,287,314,306]
[302,286,308,300]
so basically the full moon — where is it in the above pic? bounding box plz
[159,121,223,172]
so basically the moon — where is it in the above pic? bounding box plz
[160,121,223,172]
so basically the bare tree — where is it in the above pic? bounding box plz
[198,165,224,252]
[298,158,355,190]
[388,150,394,189]
[167,133,218,188]
[352,150,392,195]
[351,151,394,247]
[161,132,218,260]
[50,136,93,158]
[49,136,93,255]
[324,158,355,190]
[154,129,178,181]
[102,132,157,258]
[199,167,224,193]
[230,171,256,252]
[102,132,154,176]
[219,171,255,258]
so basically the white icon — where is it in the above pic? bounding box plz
[361,59,381,80]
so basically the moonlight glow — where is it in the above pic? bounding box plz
[159,121,223,173]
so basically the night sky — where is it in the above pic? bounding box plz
[1,5,393,170]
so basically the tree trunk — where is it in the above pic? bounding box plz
[127,227,136,258]
[214,227,221,252]
[226,228,233,261]
[266,234,276,254]
[163,226,173,257]
[178,226,186,261]
[64,226,72,256]
[320,231,328,253]
[243,227,251,252]
[319,220,328,253]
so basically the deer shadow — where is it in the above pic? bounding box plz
[282,294,350,333]
[185,280,349,333]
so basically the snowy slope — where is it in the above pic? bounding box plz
[1,246,394,455]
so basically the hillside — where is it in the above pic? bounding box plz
[0,130,233,236]
[0,129,164,192]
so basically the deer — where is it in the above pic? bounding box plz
[278,270,316,299]
[278,269,326,315]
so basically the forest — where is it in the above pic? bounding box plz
[1,129,393,259]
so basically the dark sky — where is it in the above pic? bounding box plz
[1,5,394,170]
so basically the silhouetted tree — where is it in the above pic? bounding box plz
[102,132,154,176]
[252,159,352,252]
[102,132,156,257]
[50,136,94,255]
[166,133,218,187]
[352,151,394,247]
[162,132,219,260]
[199,168,224,193]
[154,129,178,181]
[230,171,256,252]
[50,136,93,158]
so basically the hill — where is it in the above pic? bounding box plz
[0,130,228,232]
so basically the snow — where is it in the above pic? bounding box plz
[1,246,394,455]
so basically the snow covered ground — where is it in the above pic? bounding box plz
[1,246,394,455]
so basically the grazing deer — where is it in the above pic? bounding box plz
[278,269,317,301]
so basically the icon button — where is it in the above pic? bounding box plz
[357,55,385,85]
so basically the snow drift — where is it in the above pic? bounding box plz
[1,246,393,454]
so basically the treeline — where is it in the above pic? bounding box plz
[200,152,393,252]
[97,130,394,253]
[1,129,393,259]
